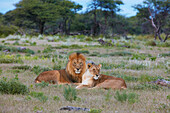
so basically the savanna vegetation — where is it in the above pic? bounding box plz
[0,0,169,113]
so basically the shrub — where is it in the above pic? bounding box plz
[0,25,18,37]
[63,86,77,102]
[114,91,138,104]
[0,76,29,95]
[30,91,48,103]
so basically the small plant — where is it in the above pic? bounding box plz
[63,86,77,102]
[105,90,112,101]
[89,109,102,113]
[131,53,148,60]
[0,67,2,75]
[30,91,48,103]
[30,42,36,46]
[35,81,49,88]
[42,45,54,53]
[53,96,60,101]
[0,76,29,95]
[114,91,138,104]
[167,95,170,100]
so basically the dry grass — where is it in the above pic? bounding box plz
[0,35,169,113]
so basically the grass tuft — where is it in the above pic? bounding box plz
[63,86,77,102]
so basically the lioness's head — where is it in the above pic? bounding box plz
[87,63,102,80]
[67,53,86,76]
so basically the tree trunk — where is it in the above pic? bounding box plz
[163,34,169,42]
[63,17,68,35]
[39,21,45,34]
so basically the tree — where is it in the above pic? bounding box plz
[134,0,170,42]
[10,0,59,34]
[88,0,123,36]
[56,0,82,34]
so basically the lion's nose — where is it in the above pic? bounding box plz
[96,75,99,77]
[77,68,79,71]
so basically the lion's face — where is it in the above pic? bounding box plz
[66,53,87,83]
[71,58,85,74]
[87,63,102,80]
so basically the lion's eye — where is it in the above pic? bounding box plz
[73,62,76,65]
[80,62,83,65]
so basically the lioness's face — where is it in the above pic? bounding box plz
[72,59,84,74]
[88,63,102,80]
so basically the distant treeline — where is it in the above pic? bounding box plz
[0,0,169,41]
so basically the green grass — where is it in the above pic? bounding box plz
[114,91,139,104]
[63,86,77,102]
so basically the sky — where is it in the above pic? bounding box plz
[0,0,144,17]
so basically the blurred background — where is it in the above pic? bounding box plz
[0,0,169,42]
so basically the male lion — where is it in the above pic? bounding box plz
[35,53,87,84]
[76,63,127,90]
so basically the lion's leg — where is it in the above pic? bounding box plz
[76,84,90,89]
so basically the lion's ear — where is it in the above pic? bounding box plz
[98,64,102,69]
[87,63,92,69]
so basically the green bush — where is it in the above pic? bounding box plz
[30,91,48,103]
[0,25,18,37]
[0,76,29,95]
[114,91,138,104]
[63,86,77,102]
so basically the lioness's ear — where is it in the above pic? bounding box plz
[98,64,102,69]
[87,63,92,69]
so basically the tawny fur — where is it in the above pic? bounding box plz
[76,63,127,90]
[35,53,87,84]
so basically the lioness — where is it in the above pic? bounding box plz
[76,63,127,90]
[35,53,87,84]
